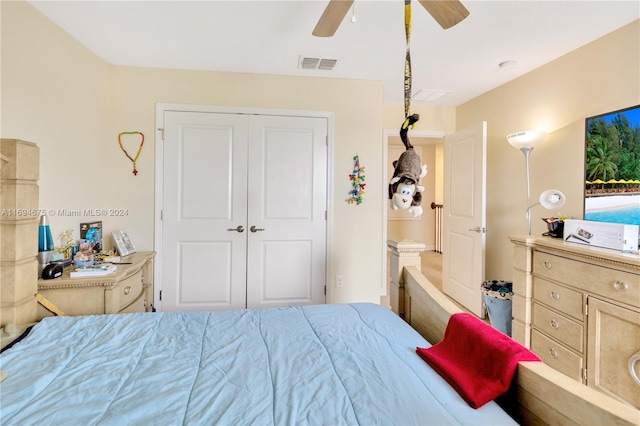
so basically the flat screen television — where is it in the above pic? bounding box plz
[584,104,640,227]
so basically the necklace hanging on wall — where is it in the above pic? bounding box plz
[118,131,145,176]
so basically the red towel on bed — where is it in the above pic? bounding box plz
[416,312,540,409]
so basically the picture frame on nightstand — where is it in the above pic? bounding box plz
[113,230,136,256]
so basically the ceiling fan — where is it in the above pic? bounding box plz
[313,0,470,37]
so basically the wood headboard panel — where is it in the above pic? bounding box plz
[0,139,40,327]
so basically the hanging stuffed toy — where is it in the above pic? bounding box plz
[389,113,427,217]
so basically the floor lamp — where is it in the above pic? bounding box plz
[507,130,547,235]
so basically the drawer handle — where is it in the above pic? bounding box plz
[612,280,628,292]
[629,353,640,386]
[550,319,559,329]
[549,348,558,358]
[550,291,560,300]
[543,260,552,270]
[124,286,131,296]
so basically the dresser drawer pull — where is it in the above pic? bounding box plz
[124,286,131,296]
[550,291,560,300]
[549,348,559,358]
[550,319,559,329]
[629,353,640,386]
[543,260,552,270]
[612,280,628,292]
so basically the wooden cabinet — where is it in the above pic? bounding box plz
[510,236,640,409]
[587,297,640,409]
[37,252,155,318]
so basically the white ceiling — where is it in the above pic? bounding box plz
[27,0,639,107]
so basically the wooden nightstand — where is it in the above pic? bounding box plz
[37,251,155,318]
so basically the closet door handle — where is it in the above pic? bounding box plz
[250,226,265,233]
[227,226,244,233]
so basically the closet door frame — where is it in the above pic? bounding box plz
[154,104,334,311]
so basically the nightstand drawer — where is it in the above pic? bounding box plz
[533,277,583,321]
[533,251,639,308]
[118,269,143,310]
[531,330,584,383]
[119,289,146,313]
[533,302,584,353]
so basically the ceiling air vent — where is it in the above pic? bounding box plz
[412,89,450,102]
[299,56,338,71]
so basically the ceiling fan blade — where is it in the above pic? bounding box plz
[313,0,354,37]
[418,0,470,29]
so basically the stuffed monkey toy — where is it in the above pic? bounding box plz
[388,114,427,217]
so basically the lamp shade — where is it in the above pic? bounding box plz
[506,130,547,149]
[539,189,565,210]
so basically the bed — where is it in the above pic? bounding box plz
[1,251,639,425]
[1,303,518,425]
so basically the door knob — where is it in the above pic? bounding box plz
[227,225,244,233]
[250,226,265,233]
[468,227,486,233]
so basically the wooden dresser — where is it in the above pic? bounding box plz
[37,251,155,318]
[510,236,640,409]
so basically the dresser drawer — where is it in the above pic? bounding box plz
[533,251,640,308]
[531,330,584,383]
[118,269,143,310]
[119,289,147,313]
[533,302,584,353]
[533,277,583,321]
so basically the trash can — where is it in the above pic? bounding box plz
[482,280,513,336]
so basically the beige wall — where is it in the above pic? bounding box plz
[1,1,384,305]
[456,20,640,282]
[0,1,113,243]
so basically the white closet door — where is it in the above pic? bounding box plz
[246,115,327,308]
[161,111,327,311]
[162,111,249,311]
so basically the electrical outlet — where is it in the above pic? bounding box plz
[335,275,344,288]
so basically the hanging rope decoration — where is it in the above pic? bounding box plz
[387,0,426,218]
[347,155,366,205]
[118,131,145,176]
[404,0,413,119]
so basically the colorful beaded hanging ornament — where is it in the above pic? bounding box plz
[347,155,366,205]
[118,131,145,176]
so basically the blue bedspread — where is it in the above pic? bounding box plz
[0,303,516,425]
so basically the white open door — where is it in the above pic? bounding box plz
[442,122,487,316]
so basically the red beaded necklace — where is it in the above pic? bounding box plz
[118,131,145,176]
